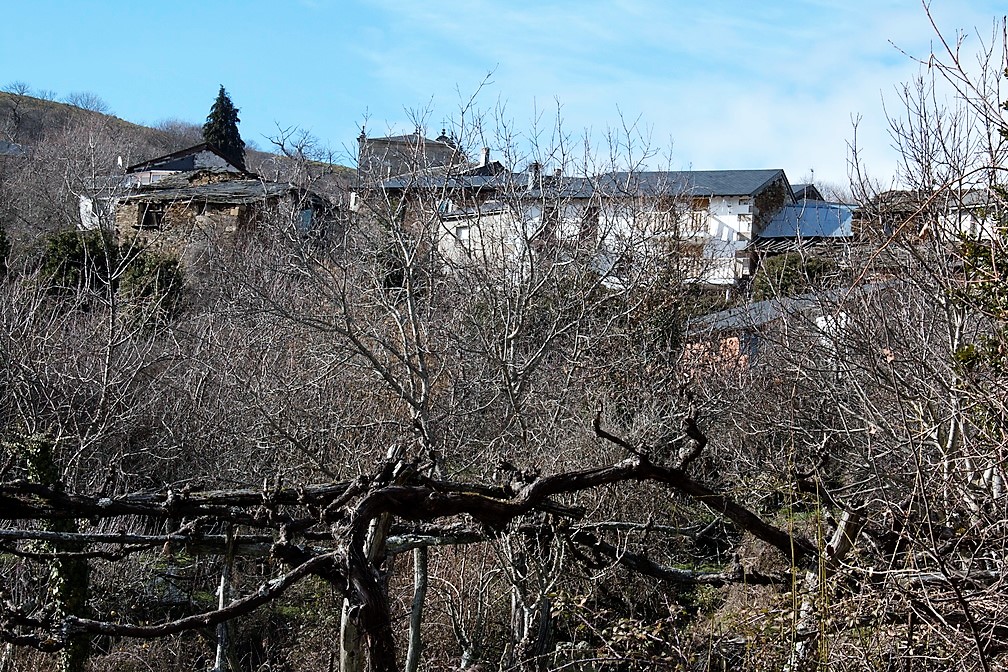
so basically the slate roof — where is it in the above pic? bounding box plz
[365,132,453,145]
[124,173,299,205]
[382,167,790,202]
[598,169,787,197]
[380,153,596,197]
[687,296,812,335]
[125,142,245,174]
[382,170,513,192]
[759,201,853,239]
[790,183,825,201]
[687,283,889,336]
[951,187,1008,209]
[524,175,596,200]
[0,140,26,157]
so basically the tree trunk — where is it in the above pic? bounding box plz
[516,596,552,672]
[341,513,395,672]
[507,546,553,672]
[23,437,91,672]
[339,600,365,672]
[212,526,235,672]
[404,546,428,672]
[341,445,403,672]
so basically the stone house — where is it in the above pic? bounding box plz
[114,171,331,253]
[81,143,336,258]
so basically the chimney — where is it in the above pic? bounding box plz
[527,161,541,190]
[480,147,490,167]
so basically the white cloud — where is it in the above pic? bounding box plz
[345,0,1006,186]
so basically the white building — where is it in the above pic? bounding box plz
[381,163,798,285]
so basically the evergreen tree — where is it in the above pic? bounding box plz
[202,85,245,170]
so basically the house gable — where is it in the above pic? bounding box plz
[125,142,245,175]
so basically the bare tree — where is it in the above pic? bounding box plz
[3,10,1006,672]
[63,92,110,115]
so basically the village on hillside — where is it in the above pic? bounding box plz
[1,56,1008,672]
[55,121,1008,369]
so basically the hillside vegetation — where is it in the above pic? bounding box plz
[0,89,354,180]
[2,13,1008,672]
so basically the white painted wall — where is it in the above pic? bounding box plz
[434,193,765,285]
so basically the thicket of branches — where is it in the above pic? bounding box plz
[1,9,1008,672]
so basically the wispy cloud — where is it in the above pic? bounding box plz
[338,0,1004,184]
[4,0,1000,183]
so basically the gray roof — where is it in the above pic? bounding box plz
[687,283,889,337]
[382,170,512,193]
[382,167,790,202]
[0,140,26,157]
[598,169,787,197]
[125,174,300,205]
[759,201,853,239]
[382,164,597,200]
[952,187,1008,209]
[790,183,825,201]
[126,143,245,174]
[687,296,808,335]
[362,133,456,149]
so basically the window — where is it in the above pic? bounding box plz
[137,203,164,230]
[298,208,314,232]
[455,224,471,249]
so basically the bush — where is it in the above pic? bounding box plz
[38,229,185,321]
[40,228,116,294]
[120,249,185,322]
[751,251,835,300]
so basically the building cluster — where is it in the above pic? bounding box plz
[356,130,855,286]
[76,143,334,261]
[351,129,1006,377]
[356,131,1008,287]
[46,128,1004,292]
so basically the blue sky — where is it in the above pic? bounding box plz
[2,1,1004,187]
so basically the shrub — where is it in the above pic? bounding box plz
[38,229,185,321]
[40,228,116,294]
[120,249,185,322]
[751,251,835,299]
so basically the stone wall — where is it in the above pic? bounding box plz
[114,199,256,264]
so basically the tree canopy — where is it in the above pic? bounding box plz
[202,85,245,170]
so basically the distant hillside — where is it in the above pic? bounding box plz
[0,91,355,180]
[0,91,177,150]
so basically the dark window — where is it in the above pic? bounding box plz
[137,204,164,230]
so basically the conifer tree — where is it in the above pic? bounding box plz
[202,85,246,170]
